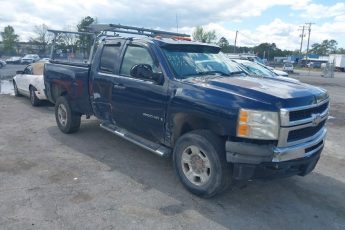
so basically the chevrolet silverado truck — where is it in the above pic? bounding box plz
[44,26,329,197]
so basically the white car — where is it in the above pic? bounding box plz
[5,56,21,64]
[21,54,40,64]
[283,63,294,73]
[0,60,6,68]
[252,61,289,77]
[13,62,47,106]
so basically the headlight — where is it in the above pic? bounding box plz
[237,109,279,140]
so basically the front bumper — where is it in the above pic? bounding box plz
[226,128,326,180]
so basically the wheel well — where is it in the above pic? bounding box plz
[171,113,227,146]
[51,84,67,103]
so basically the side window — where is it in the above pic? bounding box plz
[99,44,121,73]
[24,66,32,75]
[120,45,159,78]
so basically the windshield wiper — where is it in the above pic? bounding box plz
[229,71,246,75]
[196,70,231,76]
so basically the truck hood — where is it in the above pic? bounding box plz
[185,76,327,108]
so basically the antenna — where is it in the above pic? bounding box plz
[176,13,179,33]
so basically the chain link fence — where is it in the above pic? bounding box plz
[321,61,335,78]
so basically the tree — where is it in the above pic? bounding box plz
[30,24,52,55]
[217,37,232,53]
[192,26,216,43]
[336,47,345,54]
[310,39,338,55]
[1,25,19,55]
[77,16,96,58]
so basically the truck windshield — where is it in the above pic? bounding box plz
[162,48,245,79]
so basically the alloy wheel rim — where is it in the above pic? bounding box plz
[57,104,67,127]
[181,145,212,186]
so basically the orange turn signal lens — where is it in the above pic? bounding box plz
[239,110,248,123]
[237,124,249,136]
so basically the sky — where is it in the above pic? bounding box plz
[0,0,344,51]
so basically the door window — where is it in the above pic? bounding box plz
[100,44,121,73]
[120,45,160,78]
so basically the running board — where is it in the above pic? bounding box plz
[100,122,171,158]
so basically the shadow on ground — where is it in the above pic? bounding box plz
[47,121,345,229]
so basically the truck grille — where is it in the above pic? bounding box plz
[289,101,329,122]
[287,120,326,142]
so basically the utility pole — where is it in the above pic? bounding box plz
[233,30,238,53]
[298,25,305,54]
[305,22,314,60]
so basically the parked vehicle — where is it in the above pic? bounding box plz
[5,56,22,64]
[231,59,299,83]
[261,63,289,77]
[21,54,40,64]
[13,62,47,106]
[283,63,294,73]
[44,25,329,197]
[0,60,6,68]
[329,54,345,72]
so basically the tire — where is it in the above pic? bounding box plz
[29,86,40,106]
[13,81,20,97]
[173,130,231,198]
[55,96,81,134]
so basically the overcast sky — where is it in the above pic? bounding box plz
[0,0,344,50]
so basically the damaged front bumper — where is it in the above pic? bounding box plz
[226,128,326,180]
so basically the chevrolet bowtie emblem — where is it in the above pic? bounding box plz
[311,113,322,126]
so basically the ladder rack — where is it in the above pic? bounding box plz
[88,24,190,38]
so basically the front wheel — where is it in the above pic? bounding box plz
[55,96,81,134]
[173,130,232,198]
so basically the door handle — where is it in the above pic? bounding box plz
[113,83,126,90]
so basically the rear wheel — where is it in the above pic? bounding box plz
[29,86,40,106]
[173,130,232,198]
[55,96,81,133]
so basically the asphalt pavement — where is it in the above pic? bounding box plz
[0,70,344,229]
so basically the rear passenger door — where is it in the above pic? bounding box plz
[111,42,168,143]
[91,41,123,122]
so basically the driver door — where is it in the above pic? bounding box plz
[111,43,168,142]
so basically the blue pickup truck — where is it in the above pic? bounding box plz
[44,27,329,197]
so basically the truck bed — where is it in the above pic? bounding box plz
[44,61,93,115]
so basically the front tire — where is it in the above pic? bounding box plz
[173,130,231,198]
[55,96,81,134]
[29,86,40,106]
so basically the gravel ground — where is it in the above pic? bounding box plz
[0,70,344,230]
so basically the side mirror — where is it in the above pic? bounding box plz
[130,64,163,84]
[16,70,24,74]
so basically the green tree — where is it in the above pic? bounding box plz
[77,16,96,58]
[310,39,338,55]
[217,37,233,53]
[1,25,19,55]
[192,26,216,43]
[336,47,345,54]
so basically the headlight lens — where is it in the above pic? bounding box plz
[237,109,279,140]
